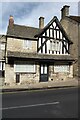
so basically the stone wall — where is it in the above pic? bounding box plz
[60,18,78,77]
[7,38,37,53]
[5,64,15,85]
[5,63,74,85]
[5,63,40,85]
[15,64,39,84]
[49,64,73,82]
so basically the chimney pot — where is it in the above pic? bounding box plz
[9,15,14,27]
[39,17,44,29]
[61,5,70,19]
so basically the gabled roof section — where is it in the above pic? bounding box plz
[7,24,40,40]
[68,16,80,23]
[35,16,73,44]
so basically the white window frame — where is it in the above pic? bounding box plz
[50,40,61,52]
[0,62,2,70]
[23,40,32,49]
[54,65,70,73]
[0,43,5,50]
[14,62,36,73]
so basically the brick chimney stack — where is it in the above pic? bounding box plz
[39,17,44,29]
[61,5,70,19]
[9,15,14,27]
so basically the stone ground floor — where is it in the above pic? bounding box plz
[3,60,74,86]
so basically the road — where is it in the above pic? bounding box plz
[2,87,78,118]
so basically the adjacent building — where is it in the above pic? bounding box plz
[60,5,80,79]
[0,35,6,85]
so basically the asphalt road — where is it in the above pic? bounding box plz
[2,87,78,118]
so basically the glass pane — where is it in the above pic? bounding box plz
[54,65,69,73]
[44,65,47,74]
[1,44,5,50]
[0,62,2,70]
[24,40,32,48]
[15,63,35,73]
[41,65,43,74]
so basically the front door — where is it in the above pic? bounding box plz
[40,64,48,82]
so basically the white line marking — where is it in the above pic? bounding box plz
[1,102,59,110]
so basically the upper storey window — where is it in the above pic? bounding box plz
[50,40,61,52]
[23,40,32,49]
[0,43,5,50]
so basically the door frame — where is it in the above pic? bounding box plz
[39,64,49,82]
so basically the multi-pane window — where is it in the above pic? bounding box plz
[0,43,5,50]
[24,40,32,49]
[0,62,5,71]
[14,62,35,73]
[0,62,2,70]
[50,40,61,52]
[54,65,69,73]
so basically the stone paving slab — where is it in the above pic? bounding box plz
[1,79,78,92]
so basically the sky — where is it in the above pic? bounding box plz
[0,1,79,35]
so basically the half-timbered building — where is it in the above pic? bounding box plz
[4,12,75,85]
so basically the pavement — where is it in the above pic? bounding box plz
[0,78,79,92]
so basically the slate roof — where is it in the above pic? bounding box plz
[7,24,40,40]
[7,51,75,61]
[68,16,80,23]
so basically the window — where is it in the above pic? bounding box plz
[0,43,5,50]
[0,62,2,70]
[24,40,32,49]
[14,62,35,73]
[50,40,61,52]
[54,65,69,73]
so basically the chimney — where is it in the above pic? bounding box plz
[39,17,44,29]
[9,15,14,27]
[61,5,70,19]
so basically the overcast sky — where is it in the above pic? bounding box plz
[0,1,79,34]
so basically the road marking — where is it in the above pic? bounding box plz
[1,102,59,110]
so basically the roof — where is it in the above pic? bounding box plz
[7,51,74,62]
[35,16,73,44]
[7,24,40,40]
[68,16,80,23]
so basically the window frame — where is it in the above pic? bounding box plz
[0,62,2,70]
[0,43,5,50]
[14,61,36,73]
[54,65,70,73]
[23,40,32,49]
[50,39,61,52]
